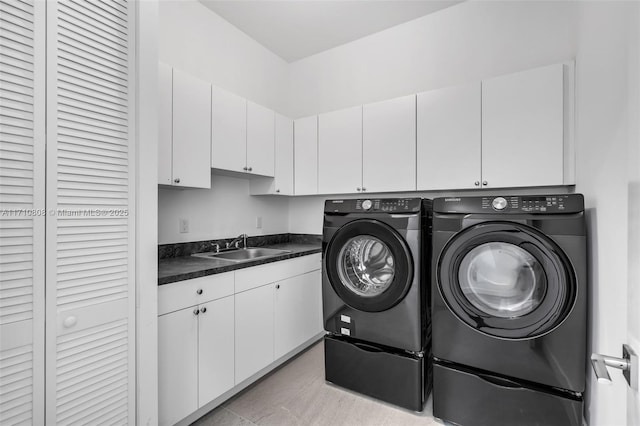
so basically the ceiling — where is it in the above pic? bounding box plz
[199,1,464,63]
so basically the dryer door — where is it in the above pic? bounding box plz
[325,219,414,312]
[437,221,577,339]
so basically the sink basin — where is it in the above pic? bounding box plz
[192,247,291,262]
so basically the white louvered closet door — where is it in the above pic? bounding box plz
[0,0,45,424]
[45,1,135,425]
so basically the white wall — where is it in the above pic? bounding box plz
[287,1,579,118]
[159,0,290,115]
[285,2,638,425]
[158,174,289,244]
[158,0,291,244]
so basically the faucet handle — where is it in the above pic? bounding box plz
[211,243,220,253]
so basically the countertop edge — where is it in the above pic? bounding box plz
[158,247,322,286]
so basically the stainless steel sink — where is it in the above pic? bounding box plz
[192,247,291,262]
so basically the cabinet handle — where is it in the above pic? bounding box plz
[63,316,77,328]
[474,181,480,186]
[482,181,488,186]
[356,187,361,192]
[248,167,253,172]
[276,284,280,289]
[200,307,207,314]
[193,308,200,316]
[196,288,203,295]
[174,178,180,184]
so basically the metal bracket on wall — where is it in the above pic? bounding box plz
[591,344,638,390]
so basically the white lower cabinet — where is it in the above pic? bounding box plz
[275,270,323,359]
[158,254,322,425]
[158,295,235,426]
[198,296,235,406]
[235,284,275,384]
[158,308,198,426]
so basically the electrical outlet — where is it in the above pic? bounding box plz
[255,216,262,229]
[179,218,189,233]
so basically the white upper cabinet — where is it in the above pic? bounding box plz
[246,101,275,176]
[158,63,173,185]
[158,65,211,188]
[249,113,294,195]
[172,69,212,188]
[363,95,416,193]
[481,63,567,188]
[318,106,363,194]
[274,114,294,195]
[294,116,319,195]
[417,83,481,190]
[211,85,247,173]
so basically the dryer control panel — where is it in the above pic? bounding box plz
[434,194,584,214]
[324,198,422,213]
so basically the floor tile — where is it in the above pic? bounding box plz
[193,340,444,426]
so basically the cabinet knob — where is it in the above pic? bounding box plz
[474,181,480,186]
[276,284,280,289]
[248,167,253,172]
[63,316,77,328]
[193,308,200,316]
[356,187,361,192]
[482,181,488,186]
[276,189,280,193]
[243,167,248,171]
[174,178,180,184]
[200,307,207,314]
[362,187,366,192]
[196,288,203,295]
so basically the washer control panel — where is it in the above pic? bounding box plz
[435,194,584,214]
[325,198,422,213]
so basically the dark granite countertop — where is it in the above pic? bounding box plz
[158,242,322,285]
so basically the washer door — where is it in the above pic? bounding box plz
[326,219,414,312]
[437,221,577,339]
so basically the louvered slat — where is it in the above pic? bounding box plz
[55,320,128,425]
[47,0,132,423]
[0,344,33,425]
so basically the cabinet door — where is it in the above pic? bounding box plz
[318,106,362,194]
[235,285,274,384]
[363,95,416,193]
[172,69,211,188]
[417,83,481,190]
[294,116,318,195]
[211,86,247,173]
[246,101,275,177]
[158,63,173,185]
[482,64,565,188]
[0,0,45,423]
[274,113,294,195]
[158,309,198,426]
[198,296,235,407]
[274,270,322,359]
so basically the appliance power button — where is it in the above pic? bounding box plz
[492,197,508,211]
[362,199,373,210]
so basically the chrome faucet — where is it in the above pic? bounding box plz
[226,233,248,249]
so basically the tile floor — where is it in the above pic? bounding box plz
[192,340,443,426]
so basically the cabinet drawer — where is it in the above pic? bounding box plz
[235,253,321,293]
[159,272,234,315]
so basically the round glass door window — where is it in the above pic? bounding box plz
[337,236,395,297]
[458,242,547,318]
